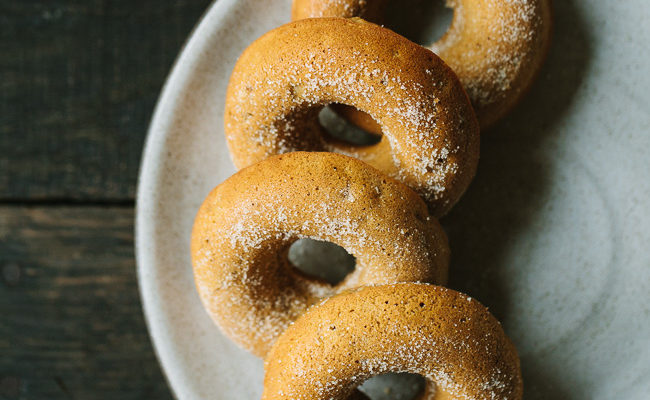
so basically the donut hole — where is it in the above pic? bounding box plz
[384,0,454,47]
[319,105,382,146]
[287,238,356,285]
[358,372,427,400]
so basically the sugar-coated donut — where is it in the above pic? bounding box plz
[263,283,522,400]
[191,152,450,357]
[292,0,385,20]
[292,0,553,130]
[224,17,479,217]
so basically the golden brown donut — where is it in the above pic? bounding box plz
[191,152,450,357]
[263,283,522,400]
[292,0,553,130]
[292,0,386,20]
[224,17,479,217]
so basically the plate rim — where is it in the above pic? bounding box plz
[134,0,228,398]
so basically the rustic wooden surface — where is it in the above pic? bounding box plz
[0,0,211,201]
[0,207,171,400]
[0,1,212,399]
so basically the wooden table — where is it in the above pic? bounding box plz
[1,1,212,398]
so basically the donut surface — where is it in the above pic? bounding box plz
[191,152,450,357]
[224,17,479,217]
[292,0,553,129]
[263,283,522,400]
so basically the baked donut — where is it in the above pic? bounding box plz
[292,0,386,20]
[292,0,553,130]
[263,283,522,400]
[224,17,479,217]
[191,152,450,357]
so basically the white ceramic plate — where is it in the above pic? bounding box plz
[136,0,650,399]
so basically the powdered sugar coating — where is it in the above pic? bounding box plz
[224,18,479,217]
[191,152,450,357]
[292,0,552,129]
[433,0,552,128]
[263,283,522,400]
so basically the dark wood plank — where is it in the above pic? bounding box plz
[0,206,173,400]
[0,0,212,201]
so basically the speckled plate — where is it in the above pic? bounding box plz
[136,0,650,399]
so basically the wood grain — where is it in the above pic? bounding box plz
[0,1,217,398]
[0,206,173,400]
[0,0,212,201]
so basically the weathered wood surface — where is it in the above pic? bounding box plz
[0,206,173,400]
[0,2,212,398]
[0,0,212,201]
